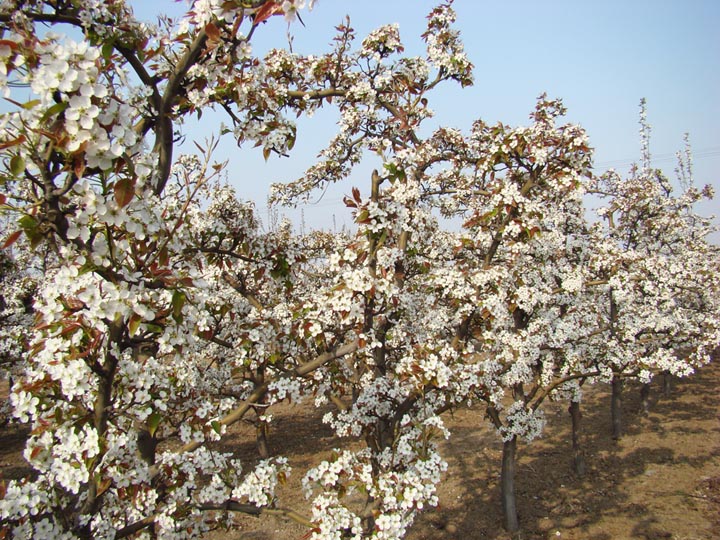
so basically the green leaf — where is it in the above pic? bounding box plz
[21,99,40,110]
[18,214,37,230]
[171,290,186,323]
[18,214,42,248]
[211,421,222,435]
[270,254,290,279]
[40,101,68,123]
[383,162,405,182]
[147,412,162,437]
[10,155,25,177]
[101,41,114,61]
[374,229,388,251]
[383,163,397,175]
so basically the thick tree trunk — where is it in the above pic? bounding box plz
[568,400,586,476]
[639,383,651,415]
[501,435,520,533]
[611,376,623,440]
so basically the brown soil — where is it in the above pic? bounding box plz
[2,362,719,540]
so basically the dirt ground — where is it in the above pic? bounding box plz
[2,359,719,540]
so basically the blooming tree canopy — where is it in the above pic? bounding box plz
[587,100,719,389]
[0,2,717,540]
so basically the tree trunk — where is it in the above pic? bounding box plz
[137,428,158,465]
[568,401,586,476]
[662,370,672,397]
[639,383,651,415]
[256,421,269,459]
[501,435,520,533]
[611,376,623,440]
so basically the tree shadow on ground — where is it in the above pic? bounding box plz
[212,402,345,469]
[406,361,720,540]
[3,362,717,540]
[211,362,720,540]
[0,422,31,481]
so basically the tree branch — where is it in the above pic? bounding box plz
[286,88,346,100]
[150,339,359,473]
[199,501,315,528]
[115,501,315,539]
[152,28,209,195]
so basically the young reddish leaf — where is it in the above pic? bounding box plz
[0,135,26,151]
[205,22,221,42]
[199,329,214,340]
[73,154,86,179]
[0,193,5,205]
[158,245,170,267]
[253,1,283,25]
[114,177,135,208]
[128,314,142,337]
[231,15,242,37]
[96,477,113,497]
[1,230,21,249]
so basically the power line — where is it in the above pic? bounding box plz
[595,146,720,169]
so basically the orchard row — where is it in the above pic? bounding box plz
[0,2,717,539]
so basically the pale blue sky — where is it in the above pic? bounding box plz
[138,2,720,232]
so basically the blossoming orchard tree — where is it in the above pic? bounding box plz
[368,97,590,530]
[0,229,41,421]
[1,1,718,540]
[586,100,720,439]
[0,1,473,538]
[0,1,362,538]
[261,11,595,536]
